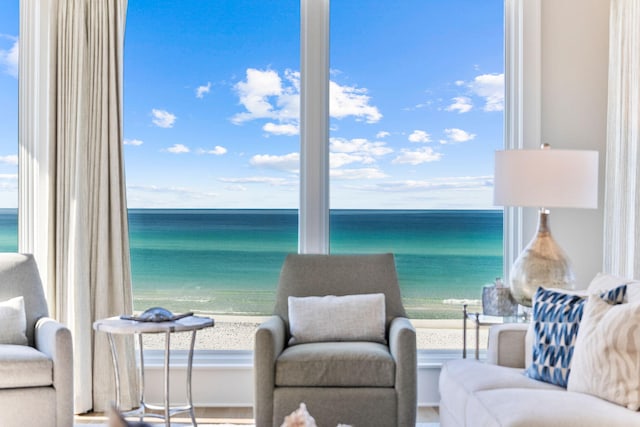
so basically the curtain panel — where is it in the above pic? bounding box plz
[19,0,137,413]
[603,0,640,277]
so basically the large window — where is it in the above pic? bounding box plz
[124,1,300,350]
[0,0,19,252]
[124,0,504,351]
[329,1,504,322]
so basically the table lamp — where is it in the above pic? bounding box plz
[493,144,598,306]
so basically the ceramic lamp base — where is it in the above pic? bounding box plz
[510,209,575,307]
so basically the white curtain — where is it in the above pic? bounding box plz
[19,0,137,413]
[603,0,640,277]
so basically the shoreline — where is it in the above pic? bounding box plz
[138,313,490,352]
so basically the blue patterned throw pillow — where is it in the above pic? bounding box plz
[525,284,627,387]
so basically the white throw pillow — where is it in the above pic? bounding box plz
[567,295,640,410]
[0,296,28,345]
[288,293,386,345]
[588,272,640,303]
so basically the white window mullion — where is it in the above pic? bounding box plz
[299,0,330,254]
[503,0,541,283]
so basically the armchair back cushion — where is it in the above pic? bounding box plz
[0,296,28,345]
[288,293,386,344]
[0,254,49,347]
[274,253,406,338]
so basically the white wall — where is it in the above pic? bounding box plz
[523,0,610,288]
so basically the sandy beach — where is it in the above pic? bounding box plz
[138,314,491,352]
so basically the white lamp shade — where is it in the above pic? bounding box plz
[494,149,599,209]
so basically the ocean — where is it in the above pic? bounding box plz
[0,209,503,319]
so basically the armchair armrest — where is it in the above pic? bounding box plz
[486,323,529,368]
[254,315,286,427]
[35,317,73,426]
[389,317,417,427]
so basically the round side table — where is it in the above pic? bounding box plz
[93,315,214,427]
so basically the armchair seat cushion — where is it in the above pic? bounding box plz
[0,344,52,388]
[275,341,395,387]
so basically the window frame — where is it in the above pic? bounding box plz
[19,0,540,336]
[298,0,541,271]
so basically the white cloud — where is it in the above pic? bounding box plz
[127,184,217,198]
[392,147,442,165]
[124,139,144,146]
[219,176,290,186]
[441,128,476,144]
[0,172,19,193]
[231,68,382,135]
[330,137,393,157]
[151,109,177,128]
[198,146,227,155]
[249,152,299,173]
[408,130,431,143]
[329,81,382,123]
[328,137,393,171]
[263,122,299,136]
[454,80,465,87]
[224,184,247,192]
[231,68,289,124]
[166,144,190,154]
[0,37,18,78]
[376,131,390,138]
[0,155,18,165]
[330,152,374,168]
[330,168,388,180]
[195,82,211,98]
[470,73,504,112]
[445,96,473,114]
[373,176,492,192]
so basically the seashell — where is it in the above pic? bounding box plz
[138,307,174,322]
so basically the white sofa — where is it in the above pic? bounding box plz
[439,321,640,426]
[440,272,640,426]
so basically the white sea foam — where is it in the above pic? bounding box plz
[442,298,481,305]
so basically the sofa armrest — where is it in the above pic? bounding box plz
[254,315,286,427]
[389,317,417,427]
[486,323,529,368]
[35,317,73,427]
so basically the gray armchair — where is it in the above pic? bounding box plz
[0,253,73,427]
[254,253,417,427]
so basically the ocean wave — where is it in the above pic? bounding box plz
[442,298,481,305]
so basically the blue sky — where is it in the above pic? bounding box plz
[0,0,504,209]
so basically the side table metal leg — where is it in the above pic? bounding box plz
[462,304,468,359]
[164,331,171,427]
[138,333,145,421]
[107,332,122,409]
[474,313,480,360]
[187,330,198,426]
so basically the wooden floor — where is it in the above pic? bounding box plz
[75,406,439,424]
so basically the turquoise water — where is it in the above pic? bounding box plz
[0,209,17,252]
[0,209,503,319]
[128,209,503,318]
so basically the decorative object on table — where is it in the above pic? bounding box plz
[280,403,352,427]
[120,307,193,322]
[493,144,598,306]
[482,277,518,316]
[281,403,317,427]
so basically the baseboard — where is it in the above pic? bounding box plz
[137,349,461,408]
